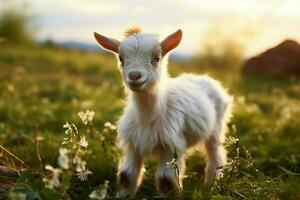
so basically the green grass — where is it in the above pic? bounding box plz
[0,44,299,199]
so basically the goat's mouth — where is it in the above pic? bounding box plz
[128,81,146,91]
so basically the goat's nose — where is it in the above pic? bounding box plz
[128,71,142,81]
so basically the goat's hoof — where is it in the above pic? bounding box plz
[119,171,130,189]
[157,177,178,195]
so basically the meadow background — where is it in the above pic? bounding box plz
[0,1,300,199]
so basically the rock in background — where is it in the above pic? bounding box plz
[243,40,300,77]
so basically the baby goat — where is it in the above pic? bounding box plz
[94,27,232,198]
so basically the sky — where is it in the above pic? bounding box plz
[2,0,300,57]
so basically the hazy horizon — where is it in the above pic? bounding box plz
[2,0,300,57]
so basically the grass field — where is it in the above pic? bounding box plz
[0,44,300,200]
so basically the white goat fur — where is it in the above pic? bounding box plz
[94,28,232,197]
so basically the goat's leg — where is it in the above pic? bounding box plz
[155,150,185,196]
[204,133,227,185]
[117,150,144,198]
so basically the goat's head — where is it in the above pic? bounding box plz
[94,27,182,92]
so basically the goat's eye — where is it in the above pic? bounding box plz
[152,56,160,63]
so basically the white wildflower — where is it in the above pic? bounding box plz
[8,192,26,200]
[89,180,109,200]
[226,136,239,146]
[73,151,88,173]
[104,122,116,131]
[63,121,72,135]
[58,148,70,169]
[166,158,177,169]
[73,153,82,165]
[78,136,88,148]
[62,122,78,145]
[77,169,93,181]
[62,137,70,145]
[43,165,62,189]
[76,159,87,173]
[63,121,70,129]
[78,109,95,125]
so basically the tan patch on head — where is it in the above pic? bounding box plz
[124,26,142,37]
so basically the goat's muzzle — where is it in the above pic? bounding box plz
[128,71,142,81]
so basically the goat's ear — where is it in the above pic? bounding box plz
[160,29,182,56]
[94,32,120,54]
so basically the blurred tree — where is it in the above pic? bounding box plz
[43,38,55,47]
[197,14,258,72]
[0,3,36,45]
[200,36,243,72]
